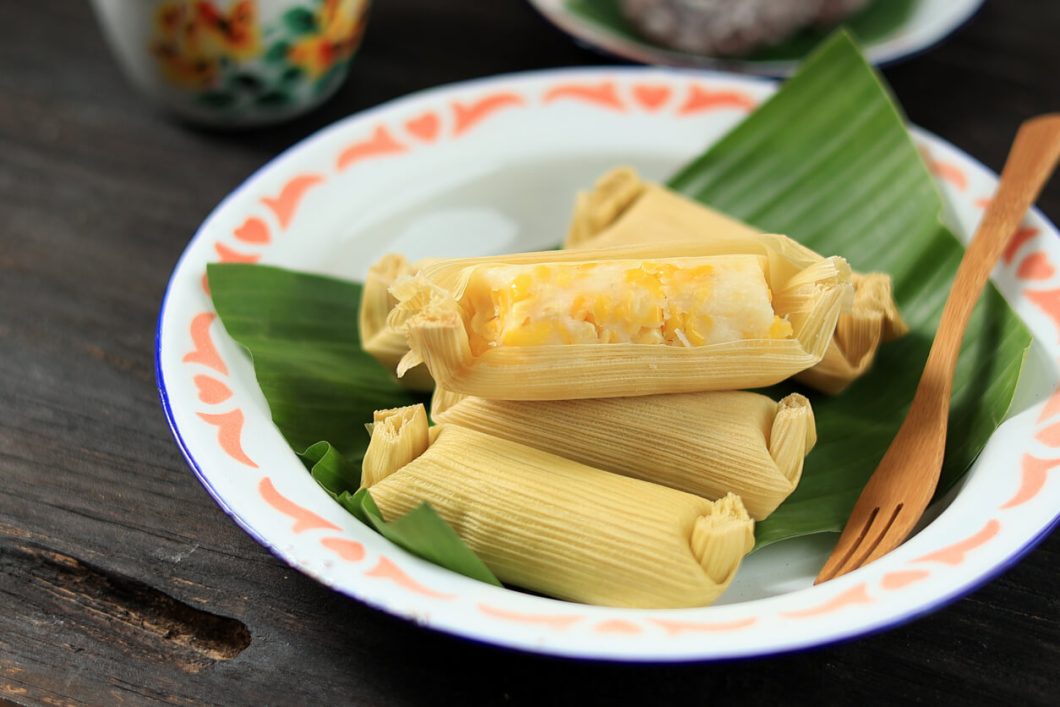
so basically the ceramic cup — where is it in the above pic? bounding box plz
[90,0,371,127]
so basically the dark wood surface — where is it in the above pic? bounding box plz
[1,1,1057,704]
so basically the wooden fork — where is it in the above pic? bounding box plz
[815,114,1060,584]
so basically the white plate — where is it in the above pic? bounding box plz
[157,67,1060,661]
[529,0,984,76]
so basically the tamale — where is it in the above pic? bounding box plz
[432,389,815,520]
[364,405,755,608]
[388,239,852,400]
[566,167,908,393]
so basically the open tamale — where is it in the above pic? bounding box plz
[432,389,815,520]
[566,167,908,393]
[387,239,852,400]
[363,405,755,609]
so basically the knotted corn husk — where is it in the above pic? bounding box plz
[359,254,434,391]
[566,167,908,394]
[431,389,815,520]
[363,405,754,608]
[388,239,852,400]
[796,272,907,393]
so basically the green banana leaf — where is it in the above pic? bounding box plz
[299,439,501,586]
[565,0,915,64]
[208,264,499,583]
[667,32,1030,547]
[349,489,502,586]
[207,263,422,456]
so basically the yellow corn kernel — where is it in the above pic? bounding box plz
[461,256,789,353]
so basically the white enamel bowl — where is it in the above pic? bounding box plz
[157,67,1060,661]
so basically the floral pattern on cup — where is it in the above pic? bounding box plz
[149,0,368,113]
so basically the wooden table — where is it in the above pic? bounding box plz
[1,1,1057,703]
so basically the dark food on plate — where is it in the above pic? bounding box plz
[621,0,873,56]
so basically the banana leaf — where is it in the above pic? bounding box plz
[209,264,500,583]
[667,32,1030,547]
[348,489,502,587]
[207,263,422,457]
[299,439,501,585]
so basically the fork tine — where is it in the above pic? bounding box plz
[854,503,910,569]
[817,503,909,583]
[842,503,904,575]
[814,504,879,584]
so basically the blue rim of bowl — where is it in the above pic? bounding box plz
[155,65,1057,662]
[525,0,985,77]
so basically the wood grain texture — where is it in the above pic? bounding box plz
[0,0,1057,704]
[818,116,1060,582]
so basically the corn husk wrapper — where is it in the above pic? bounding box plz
[363,405,754,608]
[388,239,853,400]
[566,167,909,394]
[796,271,907,393]
[431,389,815,520]
[565,167,762,248]
[359,254,435,391]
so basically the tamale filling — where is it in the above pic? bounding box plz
[461,256,793,356]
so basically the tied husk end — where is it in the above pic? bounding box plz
[794,272,909,394]
[763,393,816,517]
[691,492,755,587]
[360,254,435,392]
[389,275,478,393]
[773,255,853,364]
[361,405,429,489]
